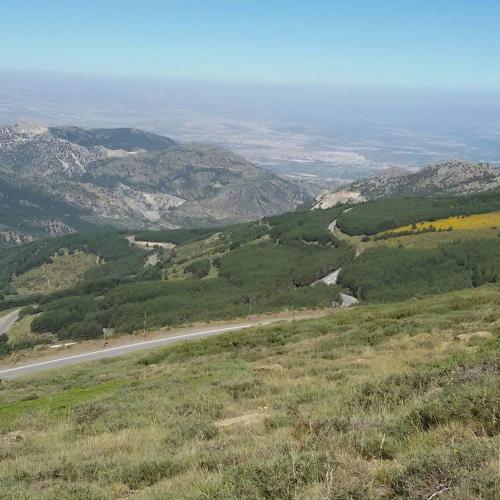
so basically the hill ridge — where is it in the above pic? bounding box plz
[315,160,500,208]
[0,123,307,243]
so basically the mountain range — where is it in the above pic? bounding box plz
[315,160,500,208]
[4,123,500,247]
[0,123,307,243]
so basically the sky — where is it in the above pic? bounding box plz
[1,0,499,90]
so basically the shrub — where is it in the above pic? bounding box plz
[185,258,211,279]
[0,334,12,355]
[120,460,185,489]
[58,320,103,341]
[391,439,497,499]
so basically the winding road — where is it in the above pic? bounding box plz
[0,320,279,379]
[0,212,362,380]
[0,309,20,337]
[319,214,359,307]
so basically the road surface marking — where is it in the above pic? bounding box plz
[0,322,275,378]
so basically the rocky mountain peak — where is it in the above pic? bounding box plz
[379,166,411,178]
[315,160,500,207]
[0,124,308,239]
[13,122,49,136]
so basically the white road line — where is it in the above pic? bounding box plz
[0,321,275,378]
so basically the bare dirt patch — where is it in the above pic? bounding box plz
[215,408,269,429]
[454,331,493,343]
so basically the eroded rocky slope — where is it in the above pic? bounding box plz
[0,123,307,242]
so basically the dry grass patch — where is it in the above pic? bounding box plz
[6,313,55,350]
[0,285,498,498]
[12,250,98,295]
[215,408,270,429]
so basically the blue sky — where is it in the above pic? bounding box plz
[1,0,499,89]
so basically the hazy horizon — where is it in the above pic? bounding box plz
[2,70,500,189]
[2,0,500,187]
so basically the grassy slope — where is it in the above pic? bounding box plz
[332,208,500,253]
[382,211,500,233]
[0,285,498,499]
[5,314,55,351]
[165,233,222,281]
[12,251,98,295]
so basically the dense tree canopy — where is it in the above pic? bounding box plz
[20,206,350,340]
[337,188,500,235]
[339,239,500,301]
[7,193,500,343]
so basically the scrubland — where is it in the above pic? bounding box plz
[0,285,498,499]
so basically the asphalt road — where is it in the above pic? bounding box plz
[0,321,272,379]
[0,309,20,337]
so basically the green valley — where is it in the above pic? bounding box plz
[0,183,499,500]
[0,207,352,348]
[3,187,500,350]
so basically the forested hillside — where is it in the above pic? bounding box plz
[339,240,500,301]
[3,186,500,352]
[336,187,500,235]
[0,207,353,349]
[333,188,500,302]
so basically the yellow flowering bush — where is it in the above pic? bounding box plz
[381,211,500,235]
